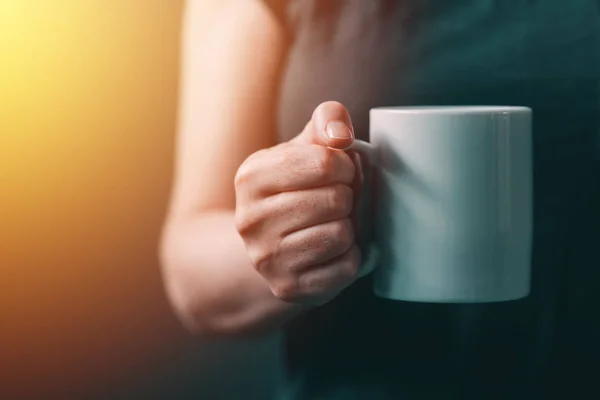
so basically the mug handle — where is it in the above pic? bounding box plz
[347,139,379,278]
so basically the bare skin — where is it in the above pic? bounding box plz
[160,0,364,337]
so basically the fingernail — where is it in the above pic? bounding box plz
[325,121,354,140]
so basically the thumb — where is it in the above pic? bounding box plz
[291,101,355,149]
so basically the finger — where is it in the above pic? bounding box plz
[236,144,355,199]
[347,151,365,235]
[265,184,354,234]
[276,218,355,272]
[291,101,355,149]
[236,184,354,241]
[271,244,361,305]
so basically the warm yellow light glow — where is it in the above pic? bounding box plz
[0,1,182,397]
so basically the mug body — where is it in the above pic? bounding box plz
[369,106,532,302]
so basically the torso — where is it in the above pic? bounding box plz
[270,1,600,398]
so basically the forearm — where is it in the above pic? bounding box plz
[160,211,303,337]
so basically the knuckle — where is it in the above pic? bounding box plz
[330,218,355,249]
[271,280,300,302]
[235,149,270,188]
[318,219,354,261]
[341,246,361,281]
[329,184,353,215]
[343,259,361,282]
[313,147,335,179]
[340,150,356,172]
[297,274,333,303]
[247,246,273,275]
[234,161,254,189]
[234,209,248,234]
[234,207,255,236]
[346,153,357,178]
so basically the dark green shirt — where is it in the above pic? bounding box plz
[264,1,600,398]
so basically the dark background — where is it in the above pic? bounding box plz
[0,1,281,398]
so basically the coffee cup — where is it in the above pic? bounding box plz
[352,106,533,303]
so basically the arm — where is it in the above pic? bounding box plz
[159,0,300,337]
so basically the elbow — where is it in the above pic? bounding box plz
[159,228,213,336]
[168,297,224,338]
[164,277,278,339]
[172,304,277,340]
[159,242,220,337]
[159,252,273,339]
[159,227,285,339]
[160,262,232,338]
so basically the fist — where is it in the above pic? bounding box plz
[234,101,365,306]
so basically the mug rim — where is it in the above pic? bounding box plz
[371,105,531,114]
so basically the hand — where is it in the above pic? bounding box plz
[234,101,364,306]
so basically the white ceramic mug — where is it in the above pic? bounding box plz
[353,106,533,303]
